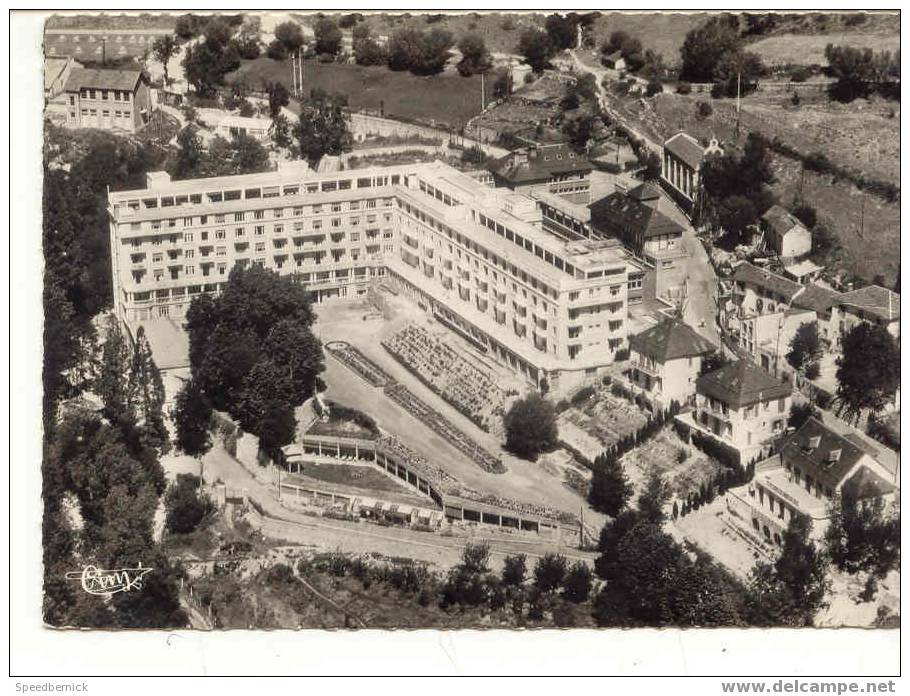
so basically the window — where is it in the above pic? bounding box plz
[102,110,110,118]
[184,249,194,259]
[254,210,264,220]
[185,265,195,275]
[183,233,194,243]
[254,225,264,235]
[215,229,226,240]
[215,214,226,223]
[235,228,245,238]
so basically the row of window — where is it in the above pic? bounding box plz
[76,108,131,119]
[74,89,132,102]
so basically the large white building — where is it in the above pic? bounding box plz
[108,160,637,391]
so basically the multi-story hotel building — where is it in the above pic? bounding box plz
[108,160,634,391]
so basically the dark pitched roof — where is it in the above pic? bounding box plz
[626,182,661,203]
[761,204,807,237]
[838,285,900,322]
[589,189,684,240]
[664,132,707,170]
[604,50,624,63]
[64,67,142,93]
[696,359,792,409]
[629,319,717,362]
[488,144,592,185]
[841,465,896,500]
[733,262,804,302]
[780,417,887,494]
[792,283,842,317]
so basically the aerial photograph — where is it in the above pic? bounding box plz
[32,7,899,652]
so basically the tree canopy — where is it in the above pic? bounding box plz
[836,322,900,420]
[517,28,554,73]
[184,265,324,452]
[502,392,558,460]
[679,13,742,83]
[295,94,353,167]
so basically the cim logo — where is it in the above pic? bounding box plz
[65,564,153,596]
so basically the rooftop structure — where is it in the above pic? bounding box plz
[696,358,792,410]
[487,143,592,204]
[61,66,151,133]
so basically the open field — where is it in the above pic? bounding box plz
[770,156,900,286]
[590,12,710,65]
[749,31,901,67]
[229,57,494,128]
[295,11,544,54]
[557,388,650,461]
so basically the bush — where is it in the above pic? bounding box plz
[696,100,713,119]
[645,80,663,97]
[561,562,594,603]
[790,66,810,83]
[164,473,214,534]
[570,385,596,406]
[266,39,288,61]
[676,81,692,94]
[534,553,568,593]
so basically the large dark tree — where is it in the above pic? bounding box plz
[517,28,554,73]
[786,321,822,380]
[171,377,213,460]
[152,35,178,84]
[748,514,829,626]
[165,473,214,534]
[836,322,900,421]
[637,467,671,524]
[275,21,305,52]
[533,553,568,593]
[456,33,491,76]
[502,392,558,460]
[185,265,323,445]
[544,13,579,51]
[588,452,633,516]
[825,491,900,577]
[679,13,742,82]
[295,96,353,166]
[313,18,342,56]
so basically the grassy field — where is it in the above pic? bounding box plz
[294,11,544,54]
[229,56,493,128]
[604,80,899,286]
[589,12,710,65]
[750,31,901,67]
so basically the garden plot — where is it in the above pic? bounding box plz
[558,389,649,459]
[622,427,723,498]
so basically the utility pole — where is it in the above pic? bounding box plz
[481,70,485,110]
[859,194,866,239]
[291,50,298,97]
[102,36,106,66]
[734,70,741,137]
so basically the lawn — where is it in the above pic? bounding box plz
[749,31,900,67]
[228,57,493,128]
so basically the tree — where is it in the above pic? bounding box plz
[786,322,822,380]
[545,13,578,51]
[638,467,671,524]
[456,33,491,76]
[792,203,818,229]
[275,21,305,52]
[182,38,240,97]
[203,18,234,47]
[270,113,292,148]
[534,552,568,593]
[836,322,900,421]
[560,113,595,151]
[517,28,554,73]
[713,50,766,97]
[185,266,322,441]
[266,39,288,61]
[267,81,290,118]
[680,13,742,82]
[492,70,512,98]
[717,195,757,243]
[502,392,558,459]
[749,514,829,626]
[588,452,633,516]
[314,18,342,56]
[171,377,213,461]
[561,561,593,603]
[826,491,900,577]
[824,44,898,103]
[501,554,527,586]
[174,126,205,179]
[461,542,492,574]
[787,402,819,431]
[387,26,453,75]
[593,521,744,627]
[354,31,387,66]
[130,326,169,452]
[295,96,353,166]
[164,473,214,534]
[152,35,178,84]
[96,319,136,427]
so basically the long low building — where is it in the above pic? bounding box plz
[108,160,640,391]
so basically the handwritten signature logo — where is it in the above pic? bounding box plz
[65,564,153,596]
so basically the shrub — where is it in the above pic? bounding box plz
[570,385,596,406]
[534,553,568,593]
[561,562,594,603]
[645,80,663,97]
[790,66,810,83]
[266,39,288,61]
[696,100,713,119]
[676,81,692,94]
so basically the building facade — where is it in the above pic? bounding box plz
[660,132,722,213]
[684,359,793,462]
[487,143,593,204]
[760,204,812,261]
[727,417,897,546]
[628,318,717,406]
[63,67,151,133]
[108,161,637,391]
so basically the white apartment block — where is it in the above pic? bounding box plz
[108,160,634,390]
